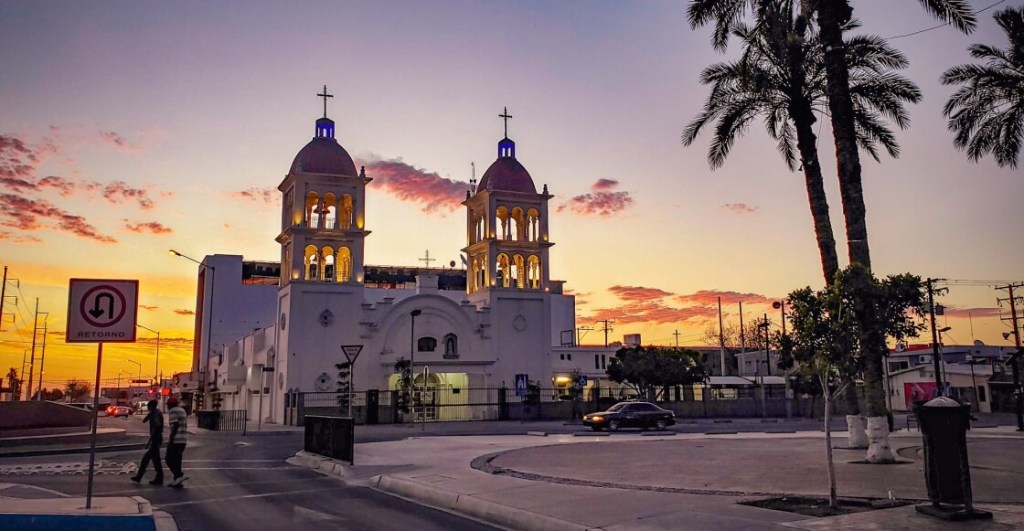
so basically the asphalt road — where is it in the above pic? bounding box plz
[1,417,499,531]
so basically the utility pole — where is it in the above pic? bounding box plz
[718,297,727,376]
[36,323,48,400]
[0,266,6,332]
[996,282,1023,431]
[673,329,680,347]
[927,278,947,395]
[576,326,593,347]
[26,298,39,401]
[596,320,614,347]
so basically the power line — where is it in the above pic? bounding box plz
[887,0,1008,40]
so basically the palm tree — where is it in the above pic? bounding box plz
[688,0,974,463]
[685,4,920,288]
[942,6,1024,169]
[686,0,920,450]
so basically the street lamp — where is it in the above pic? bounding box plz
[127,359,142,383]
[410,309,421,425]
[117,369,130,395]
[138,324,160,384]
[772,300,787,337]
[169,250,217,376]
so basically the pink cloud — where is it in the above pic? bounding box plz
[941,306,1001,319]
[0,193,116,243]
[365,158,467,214]
[100,181,154,209]
[232,187,276,205]
[722,203,757,214]
[124,220,172,235]
[0,231,43,244]
[558,179,634,217]
[100,131,141,152]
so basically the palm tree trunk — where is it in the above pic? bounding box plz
[843,382,867,448]
[815,0,892,462]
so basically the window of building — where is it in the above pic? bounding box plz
[417,337,437,352]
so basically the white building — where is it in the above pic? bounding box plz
[188,98,614,423]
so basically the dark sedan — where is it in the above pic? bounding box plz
[582,401,676,431]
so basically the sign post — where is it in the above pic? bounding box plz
[340,345,363,419]
[67,279,138,509]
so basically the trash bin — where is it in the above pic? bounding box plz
[914,396,970,505]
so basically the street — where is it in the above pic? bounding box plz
[0,416,498,531]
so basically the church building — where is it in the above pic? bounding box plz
[187,91,610,424]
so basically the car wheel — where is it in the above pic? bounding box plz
[608,420,620,432]
[655,419,667,430]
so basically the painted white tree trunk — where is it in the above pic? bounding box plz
[865,415,896,463]
[846,414,868,448]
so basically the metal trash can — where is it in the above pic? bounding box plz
[915,397,970,504]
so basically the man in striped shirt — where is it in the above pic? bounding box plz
[166,395,189,488]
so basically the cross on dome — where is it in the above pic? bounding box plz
[419,250,435,268]
[499,107,512,139]
[317,85,334,119]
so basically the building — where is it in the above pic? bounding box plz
[187,97,615,423]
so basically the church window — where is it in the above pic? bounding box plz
[337,247,352,282]
[321,245,336,281]
[511,207,524,241]
[496,206,509,240]
[512,255,525,288]
[323,193,337,229]
[304,245,320,280]
[417,337,437,352]
[340,194,354,229]
[496,253,510,288]
[443,334,458,359]
[527,255,541,289]
[305,192,320,228]
[527,209,540,242]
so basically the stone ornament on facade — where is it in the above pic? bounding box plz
[319,309,334,327]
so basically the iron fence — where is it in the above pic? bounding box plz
[195,409,247,431]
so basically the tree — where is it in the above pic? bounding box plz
[394,357,412,414]
[685,1,920,286]
[606,346,707,401]
[701,319,777,351]
[688,0,975,461]
[64,380,92,403]
[6,368,21,401]
[336,361,352,412]
[942,6,1024,169]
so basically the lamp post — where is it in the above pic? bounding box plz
[117,369,130,400]
[938,326,952,395]
[127,359,142,384]
[169,250,217,377]
[410,309,421,426]
[965,354,978,413]
[137,324,160,385]
[927,278,945,396]
[772,300,787,337]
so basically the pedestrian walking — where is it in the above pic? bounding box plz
[130,399,164,485]
[165,395,189,488]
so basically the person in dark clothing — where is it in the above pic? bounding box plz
[130,399,164,485]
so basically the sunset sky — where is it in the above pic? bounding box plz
[2,1,1021,391]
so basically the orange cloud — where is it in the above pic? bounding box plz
[139,305,159,311]
[174,308,195,316]
[723,203,757,214]
[675,290,772,306]
[124,221,172,235]
[609,285,674,301]
[558,179,633,216]
[942,306,1001,319]
[97,181,154,210]
[365,158,467,214]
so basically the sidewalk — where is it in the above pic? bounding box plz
[294,426,1024,530]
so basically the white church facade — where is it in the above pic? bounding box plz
[186,94,612,424]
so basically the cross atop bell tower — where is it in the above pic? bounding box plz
[499,106,512,138]
[317,85,334,119]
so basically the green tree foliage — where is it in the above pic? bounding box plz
[606,346,707,401]
[942,7,1024,169]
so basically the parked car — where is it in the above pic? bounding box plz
[108,405,133,418]
[582,401,676,431]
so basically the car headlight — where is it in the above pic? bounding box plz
[590,415,604,422]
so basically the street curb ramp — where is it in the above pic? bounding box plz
[0,496,158,531]
[370,474,589,531]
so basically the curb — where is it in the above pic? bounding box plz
[370,474,588,531]
[0,496,158,531]
[0,442,148,459]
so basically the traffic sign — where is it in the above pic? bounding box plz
[341,344,363,364]
[579,375,588,386]
[66,279,138,343]
[515,373,528,397]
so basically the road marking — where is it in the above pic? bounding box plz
[294,505,345,522]
[158,486,348,508]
